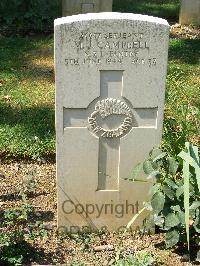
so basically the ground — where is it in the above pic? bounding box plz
[0,24,199,265]
[0,161,197,265]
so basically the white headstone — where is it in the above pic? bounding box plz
[179,0,200,25]
[62,0,113,17]
[55,13,169,231]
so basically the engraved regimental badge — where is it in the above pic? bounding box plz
[88,98,133,138]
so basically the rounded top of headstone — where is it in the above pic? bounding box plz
[54,12,169,27]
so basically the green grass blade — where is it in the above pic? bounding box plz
[190,144,200,193]
[127,207,146,229]
[179,147,200,193]
[182,143,190,254]
[183,160,190,252]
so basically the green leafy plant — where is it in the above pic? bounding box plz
[115,251,155,266]
[70,262,85,266]
[22,168,37,196]
[127,142,200,259]
[0,173,48,266]
[0,196,48,265]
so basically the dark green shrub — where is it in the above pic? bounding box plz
[0,0,62,35]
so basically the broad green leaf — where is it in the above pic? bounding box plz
[168,157,178,175]
[165,179,178,189]
[143,214,155,233]
[194,209,200,233]
[165,213,180,228]
[194,208,199,227]
[165,230,180,248]
[189,143,199,165]
[151,192,165,214]
[176,185,184,199]
[152,152,167,163]
[147,170,161,180]
[189,183,195,197]
[143,202,153,211]
[154,214,164,227]
[171,205,181,212]
[194,224,200,233]
[176,179,184,186]
[177,211,185,225]
[162,185,175,200]
[189,208,196,218]
[131,162,143,180]
[196,175,200,194]
[192,143,200,194]
[150,148,163,159]
[151,183,161,196]
[179,149,200,193]
[143,160,155,175]
[190,201,200,210]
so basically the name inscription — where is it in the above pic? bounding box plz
[65,31,157,67]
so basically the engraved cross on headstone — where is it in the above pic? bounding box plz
[64,70,157,191]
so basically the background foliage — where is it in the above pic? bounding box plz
[0,0,62,35]
[0,0,180,35]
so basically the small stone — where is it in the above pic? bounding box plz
[196,250,200,262]
[44,223,55,230]
[109,259,115,265]
[35,212,42,217]
[181,254,190,262]
[94,245,114,252]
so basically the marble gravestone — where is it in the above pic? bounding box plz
[55,13,169,231]
[179,0,200,25]
[62,0,113,17]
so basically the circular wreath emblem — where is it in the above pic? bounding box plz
[88,98,133,138]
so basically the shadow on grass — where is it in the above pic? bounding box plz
[113,0,180,20]
[0,102,55,160]
[0,36,54,81]
[0,37,38,70]
[0,102,54,138]
[169,39,200,64]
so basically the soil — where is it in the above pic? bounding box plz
[170,24,200,39]
[0,161,198,266]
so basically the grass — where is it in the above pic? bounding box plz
[113,0,180,21]
[163,39,200,156]
[0,35,199,160]
[0,37,55,159]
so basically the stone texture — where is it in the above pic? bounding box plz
[179,0,200,25]
[55,13,169,231]
[62,0,113,17]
